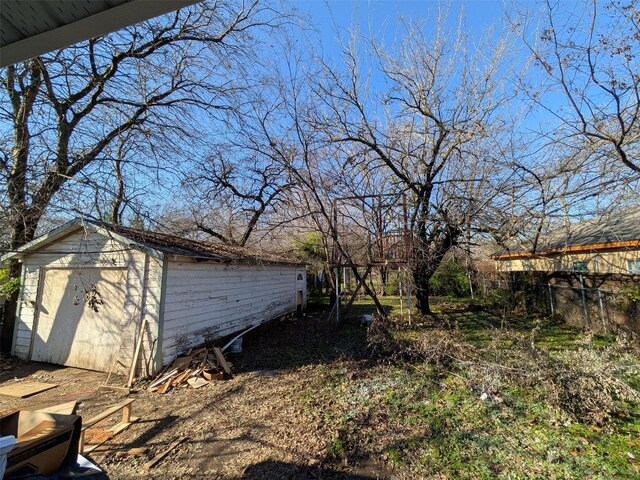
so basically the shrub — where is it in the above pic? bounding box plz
[0,268,20,297]
[367,315,474,367]
[384,276,400,295]
[429,259,470,298]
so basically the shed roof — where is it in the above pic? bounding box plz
[493,209,640,259]
[1,218,302,266]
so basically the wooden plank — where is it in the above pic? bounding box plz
[203,370,224,381]
[83,417,140,454]
[171,369,192,386]
[143,437,187,470]
[0,381,57,398]
[212,347,232,375]
[127,318,148,387]
[122,403,132,424]
[157,379,172,394]
[83,399,135,430]
[187,377,209,389]
[127,447,149,456]
[0,408,19,417]
[37,400,77,415]
[169,355,193,370]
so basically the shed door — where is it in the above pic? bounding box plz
[31,268,127,372]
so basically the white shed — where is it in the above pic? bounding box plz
[2,218,306,376]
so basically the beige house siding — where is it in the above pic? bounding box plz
[496,248,640,274]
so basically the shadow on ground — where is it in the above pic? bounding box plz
[230,312,368,373]
[0,355,63,382]
[234,460,380,479]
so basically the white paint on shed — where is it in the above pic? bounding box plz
[3,219,306,376]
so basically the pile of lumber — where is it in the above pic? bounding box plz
[147,347,232,393]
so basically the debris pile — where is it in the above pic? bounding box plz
[147,347,232,393]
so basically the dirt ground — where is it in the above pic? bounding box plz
[0,313,390,479]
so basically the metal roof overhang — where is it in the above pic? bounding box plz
[0,0,199,68]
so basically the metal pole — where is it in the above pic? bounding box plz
[579,275,589,328]
[402,192,409,261]
[407,272,412,325]
[468,271,474,300]
[332,198,338,263]
[399,268,403,315]
[548,284,554,316]
[598,288,607,333]
[343,267,346,291]
[335,267,340,323]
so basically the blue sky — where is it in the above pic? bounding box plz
[295,0,513,46]
[290,1,542,133]
[290,1,582,144]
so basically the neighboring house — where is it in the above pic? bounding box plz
[1,218,306,376]
[492,210,640,275]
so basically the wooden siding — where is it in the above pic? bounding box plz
[495,248,640,274]
[31,267,127,370]
[12,228,162,375]
[161,261,304,363]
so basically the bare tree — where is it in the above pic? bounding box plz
[216,33,393,313]
[516,0,640,176]
[184,152,291,246]
[314,15,515,313]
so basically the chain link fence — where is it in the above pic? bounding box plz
[548,284,639,335]
[476,275,639,336]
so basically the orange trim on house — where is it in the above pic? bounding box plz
[492,239,640,260]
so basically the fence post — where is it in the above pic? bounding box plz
[335,267,340,323]
[407,279,412,326]
[399,269,403,315]
[548,284,554,317]
[579,275,589,329]
[598,289,607,334]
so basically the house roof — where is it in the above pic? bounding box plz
[1,218,302,266]
[493,209,640,259]
[0,0,198,67]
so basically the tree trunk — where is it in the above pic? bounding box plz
[379,266,388,296]
[410,219,462,315]
[413,267,432,315]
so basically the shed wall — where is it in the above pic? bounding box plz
[12,229,162,375]
[161,261,305,363]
